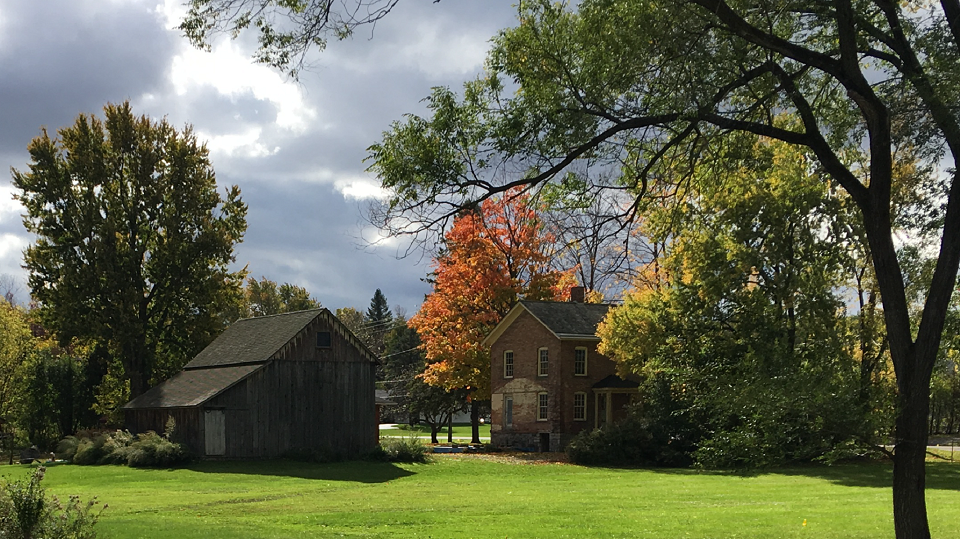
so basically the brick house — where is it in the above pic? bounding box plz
[484,298,640,452]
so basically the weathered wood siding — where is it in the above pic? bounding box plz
[204,314,377,458]
[123,408,204,453]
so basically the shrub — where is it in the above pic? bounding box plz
[0,467,104,539]
[61,426,191,468]
[379,437,428,463]
[125,432,190,468]
[566,412,694,467]
[56,436,80,461]
[72,435,107,465]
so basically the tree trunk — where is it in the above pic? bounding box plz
[893,377,932,539]
[430,424,439,444]
[447,414,453,443]
[471,400,481,444]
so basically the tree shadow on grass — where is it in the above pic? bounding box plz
[183,459,417,483]
[590,461,960,491]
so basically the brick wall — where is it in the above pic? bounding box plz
[489,309,621,451]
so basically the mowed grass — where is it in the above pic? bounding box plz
[379,423,491,440]
[14,457,960,538]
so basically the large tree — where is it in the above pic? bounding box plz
[179,0,403,78]
[599,136,872,467]
[241,276,322,319]
[365,2,960,537]
[411,190,575,443]
[13,102,248,399]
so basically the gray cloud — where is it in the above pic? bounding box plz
[0,0,520,312]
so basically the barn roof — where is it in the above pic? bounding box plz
[483,301,612,346]
[123,364,264,409]
[184,308,377,369]
[125,309,377,410]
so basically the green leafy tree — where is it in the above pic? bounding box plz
[241,277,322,318]
[12,102,248,398]
[178,0,405,78]
[599,137,869,467]
[0,301,32,456]
[366,2,960,535]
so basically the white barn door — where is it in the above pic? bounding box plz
[204,410,225,456]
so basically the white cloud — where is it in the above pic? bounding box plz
[200,127,279,158]
[0,185,23,223]
[394,23,492,78]
[335,177,389,201]
[170,41,319,132]
[0,233,27,264]
[154,0,185,29]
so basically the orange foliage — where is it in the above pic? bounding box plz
[411,190,576,399]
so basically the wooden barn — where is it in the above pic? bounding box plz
[123,308,378,458]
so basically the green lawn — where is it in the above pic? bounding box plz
[379,422,491,440]
[13,457,960,538]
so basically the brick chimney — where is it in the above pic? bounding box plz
[569,286,585,303]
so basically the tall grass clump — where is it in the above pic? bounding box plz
[377,436,429,463]
[61,419,190,468]
[0,467,104,539]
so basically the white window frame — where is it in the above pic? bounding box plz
[538,348,549,377]
[573,392,587,421]
[574,347,588,376]
[503,394,514,426]
[537,392,549,421]
[504,350,514,378]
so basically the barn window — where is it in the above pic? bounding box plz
[504,350,514,378]
[316,331,332,348]
[503,395,513,427]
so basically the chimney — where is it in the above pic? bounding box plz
[569,286,585,303]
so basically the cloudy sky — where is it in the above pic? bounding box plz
[0,0,520,313]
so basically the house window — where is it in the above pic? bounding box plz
[538,348,549,376]
[574,347,587,376]
[504,395,513,427]
[537,392,549,421]
[504,350,514,378]
[573,392,586,421]
[316,331,332,348]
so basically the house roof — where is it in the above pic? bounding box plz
[185,308,376,369]
[592,374,640,390]
[483,301,612,346]
[123,364,264,409]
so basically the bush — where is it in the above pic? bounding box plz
[566,412,694,467]
[378,437,428,463]
[72,435,107,465]
[125,432,190,468]
[62,426,191,468]
[56,436,80,461]
[0,467,103,539]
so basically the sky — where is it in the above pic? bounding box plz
[0,0,521,314]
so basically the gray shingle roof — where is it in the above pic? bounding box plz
[184,309,325,369]
[519,301,612,339]
[592,374,640,389]
[123,364,264,409]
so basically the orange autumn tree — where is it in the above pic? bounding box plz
[411,190,576,442]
